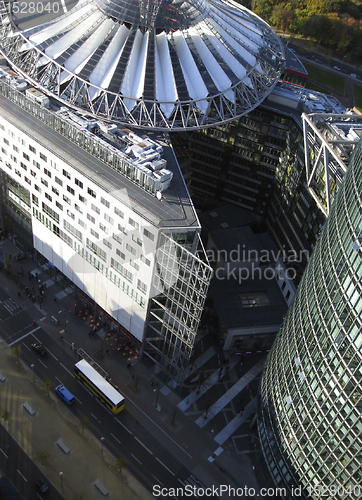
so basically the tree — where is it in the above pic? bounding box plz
[78,417,89,434]
[1,409,10,424]
[11,345,22,365]
[42,380,54,397]
[115,456,128,475]
[35,449,50,466]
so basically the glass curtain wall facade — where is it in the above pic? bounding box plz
[145,232,212,384]
[258,140,362,499]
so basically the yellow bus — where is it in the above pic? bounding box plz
[74,359,125,414]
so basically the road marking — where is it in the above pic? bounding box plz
[8,327,40,346]
[131,453,142,465]
[39,317,46,322]
[152,475,164,486]
[0,448,8,458]
[130,401,192,459]
[135,437,153,455]
[48,349,58,361]
[17,469,27,481]
[55,376,63,384]
[115,418,132,434]
[75,396,82,404]
[111,433,121,444]
[38,359,47,368]
[91,413,98,420]
[60,363,74,377]
[156,457,175,476]
[22,344,31,351]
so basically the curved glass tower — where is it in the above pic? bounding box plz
[258,140,362,499]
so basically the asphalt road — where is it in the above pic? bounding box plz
[0,424,64,500]
[0,283,204,498]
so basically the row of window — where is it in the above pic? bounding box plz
[32,208,148,305]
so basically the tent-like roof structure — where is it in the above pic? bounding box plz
[0,0,285,130]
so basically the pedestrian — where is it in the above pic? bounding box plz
[71,342,75,350]
[60,335,64,342]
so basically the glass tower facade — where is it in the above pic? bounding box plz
[258,140,362,499]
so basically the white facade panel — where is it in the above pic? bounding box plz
[155,32,177,118]
[0,115,155,343]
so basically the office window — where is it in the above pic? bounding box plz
[63,169,71,179]
[144,228,155,241]
[35,184,41,193]
[44,168,51,178]
[24,176,31,185]
[45,193,52,202]
[116,249,125,259]
[20,162,27,170]
[118,224,128,235]
[67,185,75,196]
[87,213,95,224]
[30,170,37,178]
[130,260,139,271]
[101,197,110,208]
[3,138,9,146]
[75,204,83,214]
[23,152,30,161]
[103,239,112,249]
[132,234,142,246]
[67,210,75,220]
[29,145,36,153]
[32,194,38,206]
[114,207,124,218]
[78,219,86,229]
[104,214,114,225]
[63,195,71,205]
[91,203,100,215]
[40,152,47,162]
[88,187,96,198]
[52,186,59,196]
[33,160,40,169]
[41,178,48,187]
[55,176,63,186]
[90,228,99,239]
[99,223,108,234]
[79,195,87,204]
[129,218,139,230]
[126,243,136,255]
[10,154,17,163]
[75,178,83,188]
[137,279,147,294]
[56,201,63,211]
[112,233,122,245]
[140,255,151,266]
[13,145,19,153]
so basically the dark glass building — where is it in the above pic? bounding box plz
[258,138,362,499]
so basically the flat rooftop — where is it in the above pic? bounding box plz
[0,91,199,229]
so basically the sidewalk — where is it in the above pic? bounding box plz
[0,340,151,500]
[0,237,262,495]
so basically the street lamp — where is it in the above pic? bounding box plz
[59,472,63,492]
[59,308,67,332]
[100,437,105,457]
[30,364,34,383]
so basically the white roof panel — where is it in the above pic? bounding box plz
[121,30,149,111]
[155,32,177,117]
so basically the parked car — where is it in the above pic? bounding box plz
[341,68,349,74]
[315,58,323,64]
[36,478,49,494]
[31,343,47,357]
[333,65,341,71]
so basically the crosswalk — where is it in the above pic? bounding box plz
[2,298,20,314]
